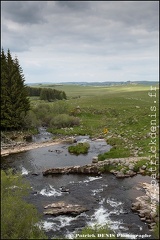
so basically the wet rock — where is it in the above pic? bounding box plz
[131,201,141,211]
[31,191,38,195]
[48,149,53,152]
[32,172,39,176]
[44,201,88,216]
[92,156,98,163]
[125,170,136,177]
[148,223,156,229]
[60,187,70,193]
[116,171,126,178]
[55,149,63,154]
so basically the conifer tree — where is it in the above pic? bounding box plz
[1,49,30,130]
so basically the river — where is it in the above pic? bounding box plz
[1,129,154,239]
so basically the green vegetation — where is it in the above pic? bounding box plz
[30,102,80,128]
[68,142,90,155]
[1,49,30,130]
[27,86,67,101]
[1,83,159,238]
[27,83,159,160]
[1,169,47,239]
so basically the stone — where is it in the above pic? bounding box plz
[92,157,98,163]
[116,171,125,178]
[60,187,70,193]
[32,172,39,176]
[141,165,147,170]
[128,164,134,170]
[139,169,145,174]
[131,202,140,211]
[150,212,157,220]
[126,170,136,177]
[44,201,88,216]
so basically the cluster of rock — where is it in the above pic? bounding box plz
[43,201,88,216]
[131,183,159,231]
[42,157,149,178]
[43,164,101,176]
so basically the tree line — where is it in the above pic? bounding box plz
[27,86,67,101]
[1,49,30,130]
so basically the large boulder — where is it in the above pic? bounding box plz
[44,201,88,216]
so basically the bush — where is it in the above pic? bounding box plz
[23,110,40,129]
[1,169,47,239]
[68,142,90,155]
[50,114,80,129]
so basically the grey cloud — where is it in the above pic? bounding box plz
[55,1,90,11]
[1,1,47,24]
[1,1,158,82]
[91,1,159,31]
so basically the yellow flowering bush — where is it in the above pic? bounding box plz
[103,128,108,134]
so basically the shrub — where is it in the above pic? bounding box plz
[50,114,80,129]
[68,142,90,155]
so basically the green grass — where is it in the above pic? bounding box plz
[29,84,159,160]
[68,142,90,155]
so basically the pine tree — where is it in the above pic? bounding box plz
[1,49,30,130]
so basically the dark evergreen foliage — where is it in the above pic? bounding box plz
[27,86,67,101]
[1,49,30,130]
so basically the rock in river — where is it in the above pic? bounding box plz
[44,201,88,216]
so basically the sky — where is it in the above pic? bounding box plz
[1,1,159,83]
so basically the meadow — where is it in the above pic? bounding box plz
[29,83,159,162]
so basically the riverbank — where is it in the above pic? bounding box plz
[1,139,62,157]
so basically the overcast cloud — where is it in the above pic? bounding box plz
[1,1,159,83]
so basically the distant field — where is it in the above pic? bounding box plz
[30,84,156,98]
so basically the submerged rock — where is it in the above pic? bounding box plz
[43,201,88,216]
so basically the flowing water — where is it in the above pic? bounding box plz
[1,130,154,239]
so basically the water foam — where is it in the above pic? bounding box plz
[39,185,62,197]
[91,188,103,195]
[107,198,123,208]
[83,176,102,183]
[21,167,29,175]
